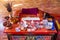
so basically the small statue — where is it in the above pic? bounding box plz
[3,16,12,29]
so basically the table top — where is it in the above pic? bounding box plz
[4,23,57,35]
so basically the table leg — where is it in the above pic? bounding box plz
[7,34,11,40]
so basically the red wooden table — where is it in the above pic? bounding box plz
[4,23,57,40]
[4,23,57,35]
